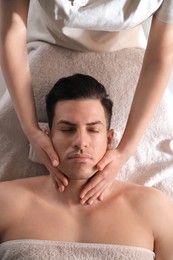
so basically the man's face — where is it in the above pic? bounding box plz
[51,99,113,180]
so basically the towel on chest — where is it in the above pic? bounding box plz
[0,240,155,260]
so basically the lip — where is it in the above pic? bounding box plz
[67,153,92,162]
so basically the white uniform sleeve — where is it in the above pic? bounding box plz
[156,0,173,23]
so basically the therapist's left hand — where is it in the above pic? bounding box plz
[80,148,127,205]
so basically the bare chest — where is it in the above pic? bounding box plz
[2,199,153,250]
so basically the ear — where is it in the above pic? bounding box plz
[107,129,114,149]
[42,125,50,136]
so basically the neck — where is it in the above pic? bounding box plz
[47,176,89,206]
[46,175,116,208]
[61,179,88,206]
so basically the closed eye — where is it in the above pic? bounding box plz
[60,128,76,132]
[88,128,100,133]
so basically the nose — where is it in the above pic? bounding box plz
[72,129,89,150]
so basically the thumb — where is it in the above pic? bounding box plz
[44,145,59,167]
[97,149,115,171]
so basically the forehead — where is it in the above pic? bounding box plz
[54,99,106,124]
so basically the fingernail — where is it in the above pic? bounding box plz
[97,165,102,171]
[59,186,64,192]
[64,181,68,186]
[53,160,58,167]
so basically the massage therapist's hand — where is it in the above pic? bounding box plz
[80,148,127,205]
[29,128,68,192]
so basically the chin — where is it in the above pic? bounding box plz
[58,164,97,180]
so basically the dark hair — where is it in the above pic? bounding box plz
[46,74,113,129]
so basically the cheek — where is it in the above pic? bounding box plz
[51,135,58,148]
[51,135,65,158]
[93,136,108,159]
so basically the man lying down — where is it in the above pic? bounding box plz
[0,74,173,260]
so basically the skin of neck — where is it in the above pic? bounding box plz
[54,173,96,207]
[63,179,88,205]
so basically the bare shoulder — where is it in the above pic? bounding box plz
[0,179,26,234]
[121,182,173,242]
[0,178,32,213]
[0,176,36,195]
[112,181,173,228]
[121,182,173,218]
[0,176,45,222]
[122,182,173,259]
[0,177,37,241]
[0,176,47,202]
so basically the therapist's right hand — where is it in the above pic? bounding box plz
[29,128,68,192]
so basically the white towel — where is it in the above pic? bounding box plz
[0,240,155,260]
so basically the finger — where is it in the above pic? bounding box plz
[86,190,105,205]
[52,160,59,167]
[41,126,49,135]
[52,173,67,192]
[80,181,105,204]
[47,164,69,187]
[86,182,111,205]
[83,184,107,205]
[55,172,68,187]
[43,144,59,167]
[49,172,66,192]
[97,149,115,171]
[98,193,104,201]
[37,144,69,187]
[40,139,68,186]
[50,175,61,189]
[80,174,113,205]
[80,172,107,199]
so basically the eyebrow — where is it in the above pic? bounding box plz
[56,120,104,126]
